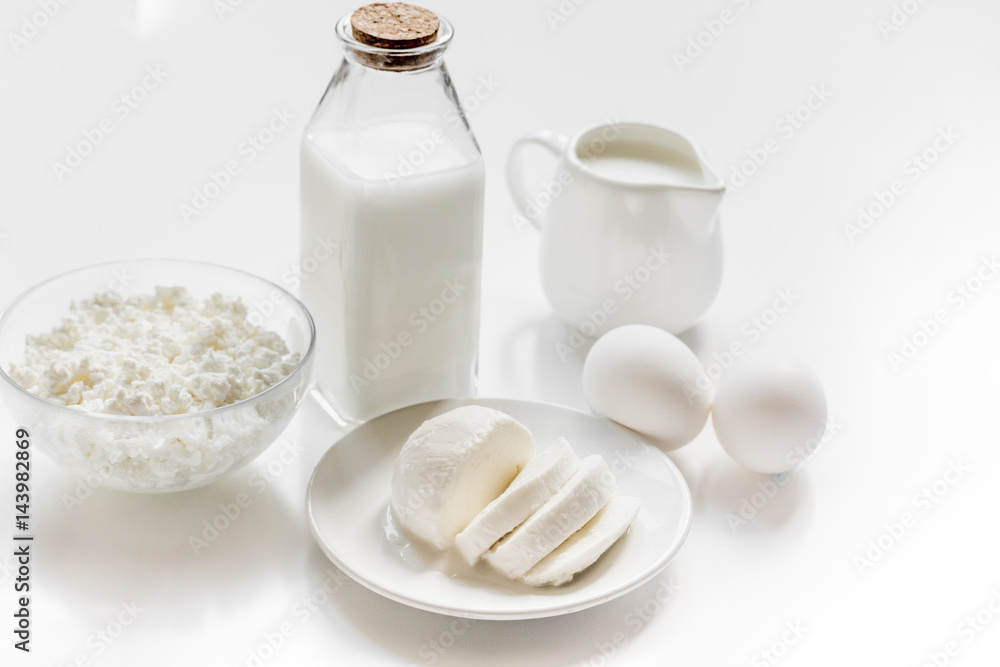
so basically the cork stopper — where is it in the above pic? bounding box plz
[351,3,439,50]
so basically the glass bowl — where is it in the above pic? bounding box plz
[0,259,315,493]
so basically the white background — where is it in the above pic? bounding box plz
[2,0,1000,665]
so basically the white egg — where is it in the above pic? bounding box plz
[711,354,828,474]
[582,324,711,451]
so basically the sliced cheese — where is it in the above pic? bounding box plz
[483,454,614,579]
[390,405,534,549]
[455,437,580,565]
[523,495,640,586]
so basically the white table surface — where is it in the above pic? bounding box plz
[2,1,1000,665]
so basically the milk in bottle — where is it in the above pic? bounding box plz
[300,4,484,423]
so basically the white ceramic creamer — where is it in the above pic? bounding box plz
[507,122,725,335]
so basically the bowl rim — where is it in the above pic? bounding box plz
[0,258,316,423]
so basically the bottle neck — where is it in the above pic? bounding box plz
[336,13,452,72]
[305,9,480,166]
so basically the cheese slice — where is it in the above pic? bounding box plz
[483,455,614,579]
[523,495,640,586]
[455,437,580,565]
[390,405,535,549]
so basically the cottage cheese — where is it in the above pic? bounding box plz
[10,286,298,415]
[7,286,302,491]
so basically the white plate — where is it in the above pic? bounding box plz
[305,397,692,620]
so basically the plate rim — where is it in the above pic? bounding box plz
[305,396,693,620]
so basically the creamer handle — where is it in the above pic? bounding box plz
[506,130,569,231]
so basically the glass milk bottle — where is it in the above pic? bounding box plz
[300,3,484,423]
